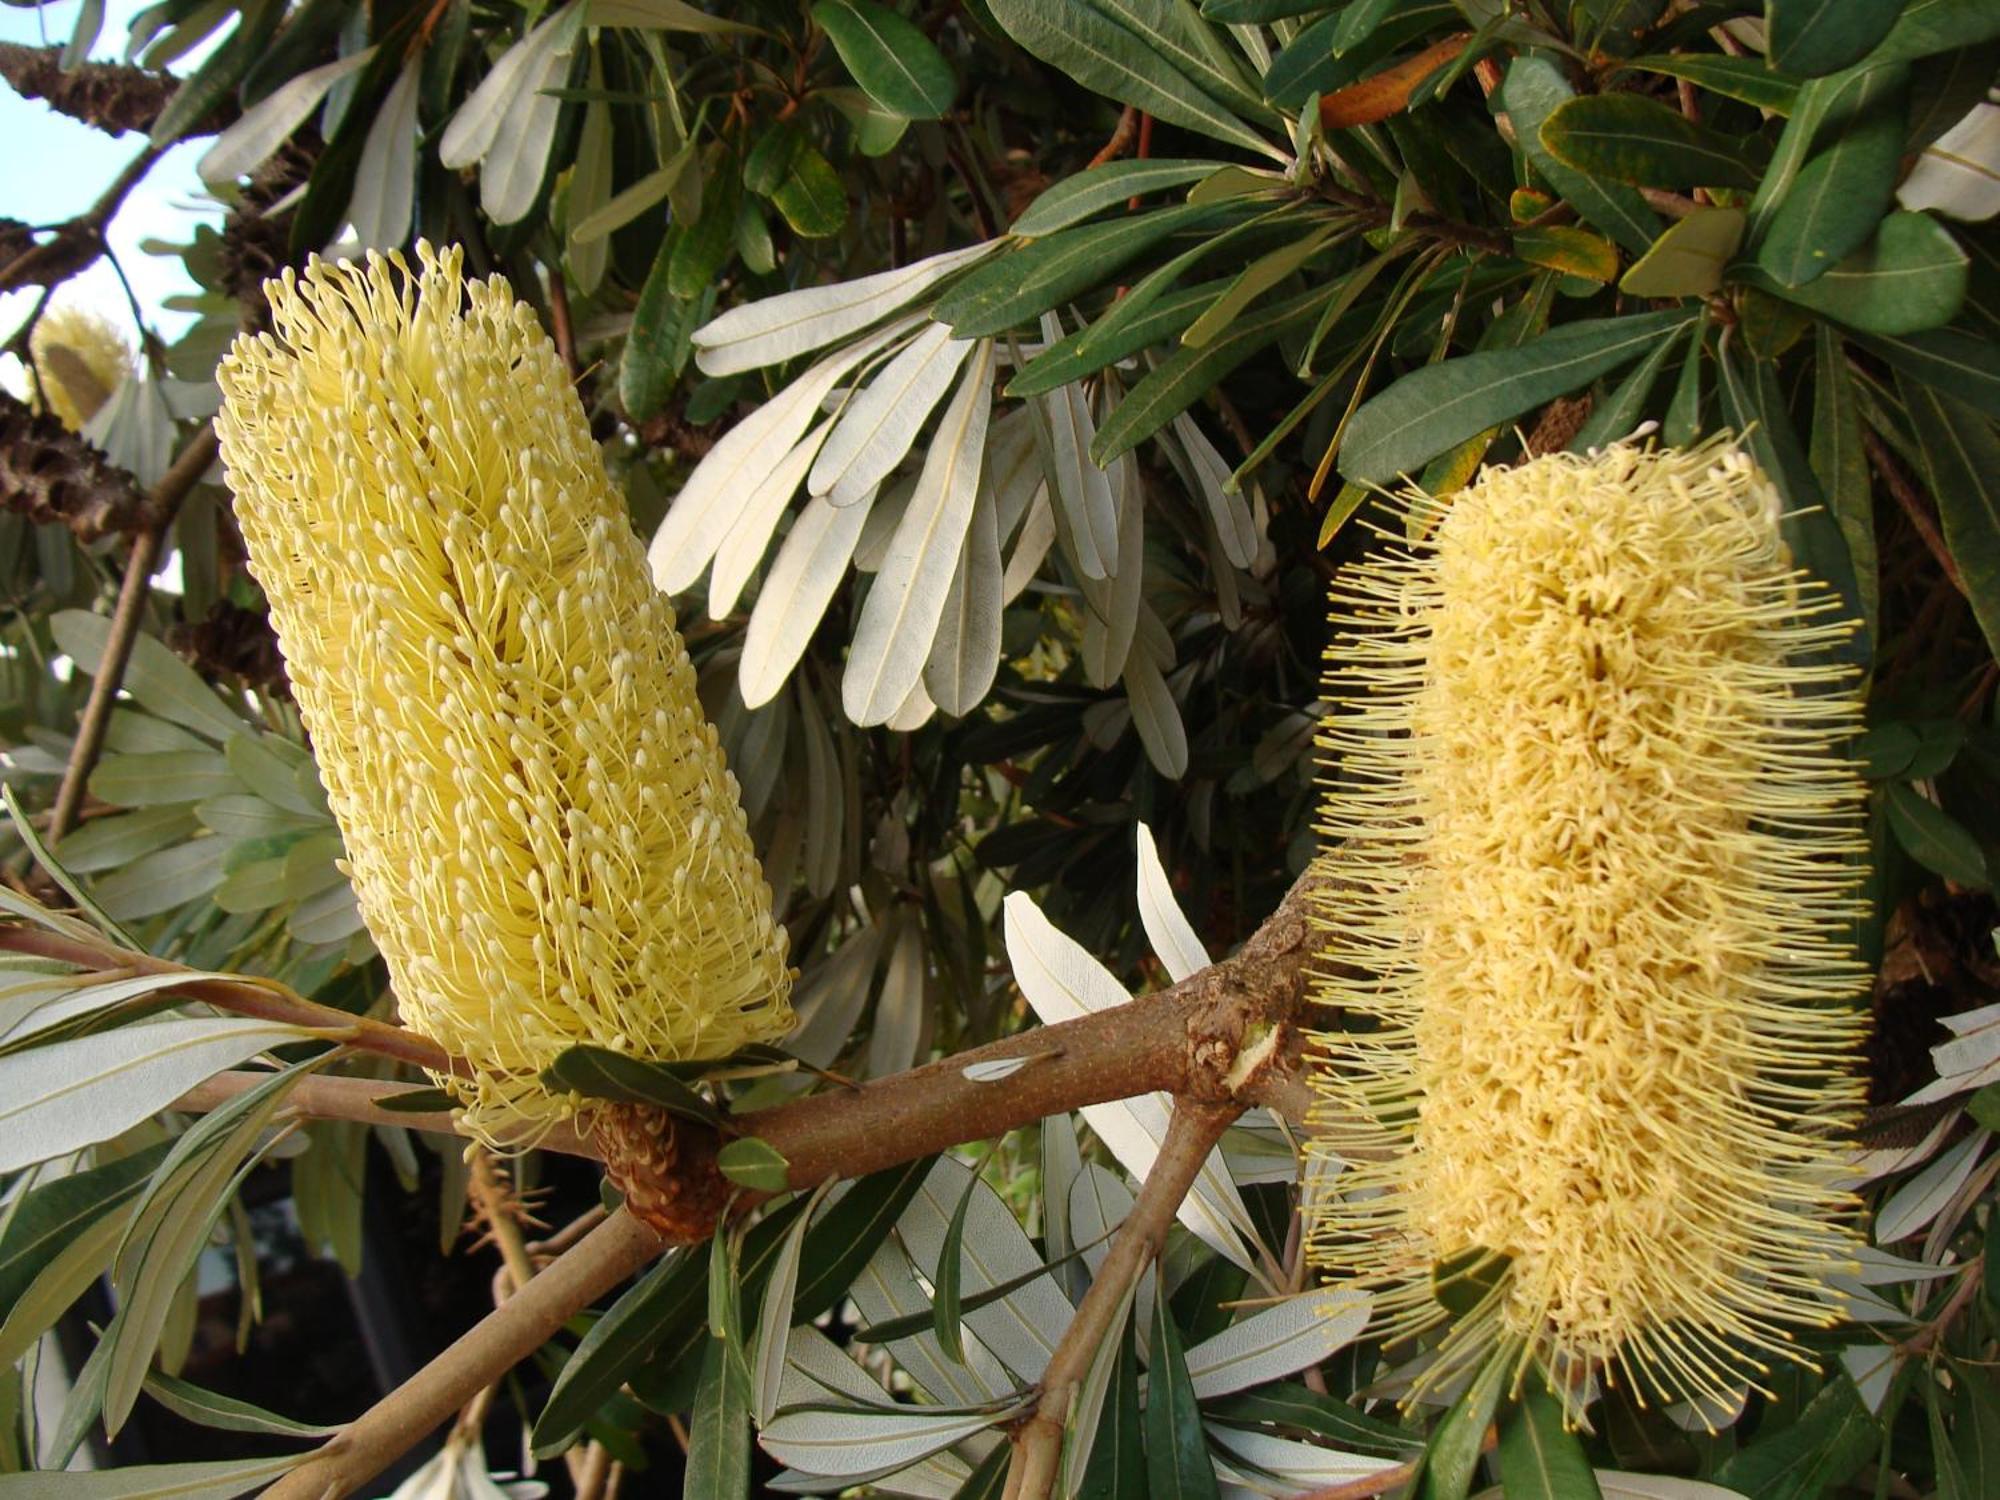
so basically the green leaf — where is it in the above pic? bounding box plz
[1619,53,1801,113]
[1770,0,1906,77]
[0,1454,306,1499]
[1755,63,1909,288]
[1339,309,1693,484]
[1497,1385,1603,1500]
[716,1136,791,1193]
[1901,377,2000,662]
[1541,93,1767,190]
[1664,317,1707,445]
[1855,328,2000,419]
[1094,282,1328,462]
[1205,1381,1422,1459]
[954,1442,1013,1500]
[813,0,957,119]
[685,1333,752,1500]
[928,1154,981,1363]
[1871,0,2000,63]
[1886,783,1990,889]
[1183,223,1342,347]
[0,1142,170,1313]
[794,1155,938,1321]
[55,806,203,875]
[1498,55,1658,256]
[1714,346,1867,659]
[1011,160,1224,236]
[984,0,1281,159]
[50,612,246,745]
[1078,1317,1144,1500]
[1009,276,1230,397]
[1145,1292,1219,1500]
[742,121,807,195]
[1569,328,1681,452]
[622,235,692,421]
[1713,1373,1878,1500]
[1745,210,1967,334]
[769,143,848,237]
[140,1370,338,1439]
[540,1044,725,1124]
[670,157,743,297]
[1620,207,1745,297]
[1416,1340,1515,1500]
[1810,323,1878,641]
[533,1249,706,1455]
[936,201,1233,337]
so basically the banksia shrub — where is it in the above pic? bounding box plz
[215,245,792,1148]
[29,304,132,431]
[1307,440,1868,1416]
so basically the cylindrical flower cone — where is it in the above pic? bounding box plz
[30,304,133,431]
[215,245,792,1150]
[1307,439,1869,1418]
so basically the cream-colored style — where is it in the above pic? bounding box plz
[1308,440,1868,1417]
[215,244,791,1145]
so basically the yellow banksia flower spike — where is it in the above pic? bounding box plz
[1307,438,1869,1420]
[214,244,792,1148]
[30,304,134,431]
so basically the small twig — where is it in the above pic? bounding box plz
[1007,1097,1242,1500]
[48,421,220,842]
[176,1071,599,1157]
[265,1210,665,1500]
[1896,1256,1985,1359]
[547,267,578,376]
[1864,425,1964,595]
[1088,105,1139,169]
[0,142,160,295]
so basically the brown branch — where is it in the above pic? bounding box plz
[1864,425,1964,595]
[747,862,1330,1196]
[1088,105,1140,169]
[176,1071,598,1158]
[0,42,234,138]
[48,422,221,842]
[0,143,159,296]
[1008,1097,1242,1500]
[0,389,156,540]
[265,1210,665,1500]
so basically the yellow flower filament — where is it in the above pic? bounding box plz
[30,304,134,431]
[215,245,792,1145]
[1307,440,1868,1416]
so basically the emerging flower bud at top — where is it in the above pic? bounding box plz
[1307,439,1868,1418]
[30,305,134,431]
[215,244,792,1147]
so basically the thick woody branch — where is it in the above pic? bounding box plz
[265,1210,664,1500]
[0,143,159,296]
[0,42,233,137]
[1007,1097,1241,1500]
[749,864,1329,1194]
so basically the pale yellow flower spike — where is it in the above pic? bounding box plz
[29,305,134,431]
[215,244,792,1147]
[1306,439,1869,1422]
